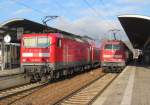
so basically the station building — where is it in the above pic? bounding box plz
[118,15,150,64]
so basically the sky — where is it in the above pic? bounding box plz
[0,0,150,42]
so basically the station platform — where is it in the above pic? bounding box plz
[93,65,150,105]
[0,68,24,77]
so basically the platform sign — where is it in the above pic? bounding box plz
[17,27,24,39]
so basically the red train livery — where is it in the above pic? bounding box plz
[85,38,100,67]
[100,40,133,72]
[21,33,100,82]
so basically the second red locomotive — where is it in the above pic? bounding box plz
[100,40,133,72]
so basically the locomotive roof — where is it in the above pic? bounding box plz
[0,18,85,42]
[101,40,130,50]
[23,33,88,43]
[118,14,150,49]
[104,40,122,44]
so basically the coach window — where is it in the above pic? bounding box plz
[57,38,61,48]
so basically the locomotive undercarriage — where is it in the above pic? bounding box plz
[102,66,124,73]
[22,65,52,82]
[21,63,96,83]
[101,62,125,73]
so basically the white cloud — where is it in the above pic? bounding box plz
[53,16,128,42]
[115,0,150,6]
[117,0,150,3]
[80,5,138,19]
[36,0,50,4]
[50,0,139,42]
[13,8,32,15]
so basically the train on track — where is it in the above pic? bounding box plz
[20,32,133,82]
[100,40,133,72]
[20,33,100,82]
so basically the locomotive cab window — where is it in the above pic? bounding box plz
[23,37,50,48]
[113,45,121,50]
[104,44,112,50]
[23,37,36,47]
[105,44,121,50]
[57,38,61,48]
[37,37,50,47]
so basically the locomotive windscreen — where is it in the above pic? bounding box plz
[23,37,50,48]
[104,44,121,50]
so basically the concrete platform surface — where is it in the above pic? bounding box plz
[0,68,24,77]
[92,65,150,105]
[0,74,30,90]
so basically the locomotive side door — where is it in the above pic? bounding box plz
[87,47,91,63]
[63,44,68,66]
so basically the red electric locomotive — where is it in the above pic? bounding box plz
[21,33,94,82]
[100,40,133,72]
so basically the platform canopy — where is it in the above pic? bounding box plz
[118,15,150,49]
[0,18,82,43]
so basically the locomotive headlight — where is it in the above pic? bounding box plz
[118,59,122,62]
[103,55,111,58]
[114,55,122,58]
[22,58,26,62]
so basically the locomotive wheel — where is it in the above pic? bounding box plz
[59,70,64,78]
[30,74,40,83]
[55,71,60,79]
[41,71,53,82]
[70,69,74,75]
[67,69,73,78]
[63,70,68,77]
[41,76,48,83]
[102,69,108,73]
[81,66,84,72]
[102,67,108,73]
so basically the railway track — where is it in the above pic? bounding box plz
[55,73,118,105]
[0,68,102,105]
[0,82,47,105]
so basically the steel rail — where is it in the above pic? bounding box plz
[55,73,118,105]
